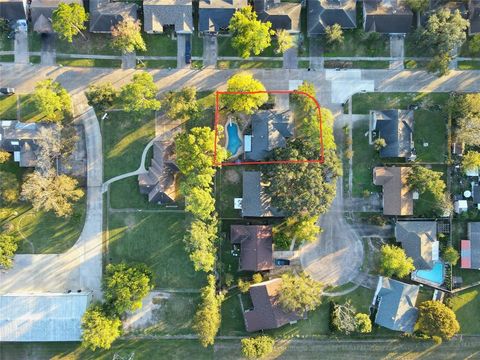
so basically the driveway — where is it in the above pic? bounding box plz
[283,46,298,69]
[203,34,217,67]
[0,95,104,299]
[177,33,188,69]
[14,28,28,64]
[40,33,56,65]
[309,38,323,70]
[389,35,404,70]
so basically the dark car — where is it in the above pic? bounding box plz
[0,88,15,95]
[185,40,191,64]
[275,259,290,266]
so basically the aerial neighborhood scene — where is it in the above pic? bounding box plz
[3,0,480,358]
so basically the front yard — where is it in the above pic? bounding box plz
[56,33,120,55]
[448,288,480,334]
[312,30,389,57]
[0,95,43,122]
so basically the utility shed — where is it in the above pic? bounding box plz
[0,293,91,342]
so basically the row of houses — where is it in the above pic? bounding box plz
[3,0,480,37]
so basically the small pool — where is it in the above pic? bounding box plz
[226,122,242,156]
[413,261,444,286]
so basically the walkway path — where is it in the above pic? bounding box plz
[0,94,104,299]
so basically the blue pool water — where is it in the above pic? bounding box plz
[414,261,444,285]
[226,122,242,155]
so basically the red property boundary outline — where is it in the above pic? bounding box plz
[213,90,325,166]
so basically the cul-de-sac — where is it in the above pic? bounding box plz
[2,0,480,358]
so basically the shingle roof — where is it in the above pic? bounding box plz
[395,221,438,270]
[0,293,90,342]
[307,0,357,35]
[363,0,413,33]
[89,1,138,33]
[374,277,419,333]
[467,222,480,269]
[254,0,301,32]
[143,0,193,33]
[30,0,83,33]
[198,0,247,31]
[242,171,283,217]
[231,225,274,271]
[373,166,413,216]
[244,279,304,332]
[470,0,480,34]
[371,110,414,159]
[0,0,27,22]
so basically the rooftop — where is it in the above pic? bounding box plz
[241,171,283,217]
[231,225,274,271]
[373,166,413,216]
[395,221,438,270]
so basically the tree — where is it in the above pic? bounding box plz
[355,313,372,333]
[462,151,480,173]
[185,187,215,221]
[293,81,317,113]
[161,87,199,122]
[417,300,460,339]
[469,34,480,55]
[443,246,459,266]
[0,171,20,204]
[184,219,217,272]
[52,3,88,43]
[221,72,268,114]
[406,0,429,27]
[407,165,445,200]
[276,29,294,54]
[273,215,320,248]
[35,126,61,173]
[325,24,344,45]
[0,150,11,164]
[119,72,160,114]
[33,79,72,122]
[331,301,357,334]
[241,336,275,359]
[111,16,146,53]
[229,6,274,58]
[81,305,122,351]
[373,138,387,151]
[85,83,118,110]
[0,233,19,269]
[104,263,153,315]
[21,170,84,217]
[379,244,415,278]
[457,117,480,146]
[418,9,469,75]
[193,275,224,347]
[278,272,323,315]
[426,53,452,77]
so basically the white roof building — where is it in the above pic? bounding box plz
[0,293,91,342]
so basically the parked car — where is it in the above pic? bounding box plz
[15,19,27,32]
[185,40,191,64]
[0,88,15,95]
[274,259,290,266]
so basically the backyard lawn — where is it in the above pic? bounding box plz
[413,110,447,163]
[215,167,243,219]
[107,212,205,289]
[448,288,480,334]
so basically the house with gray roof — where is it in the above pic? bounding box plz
[244,278,304,332]
[395,221,439,270]
[461,222,480,269]
[254,0,301,33]
[241,171,283,217]
[0,293,91,341]
[30,0,83,33]
[469,0,480,34]
[231,225,274,271]
[143,0,193,34]
[244,110,294,162]
[363,0,413,34]
[198,0,247,32]
[369,109,415,160]
[307,0,356,35]
[138,139,179,204]
[373,166,413,216]
[89,0,138,33]
[373,277,419,333]
[0,0,27,23]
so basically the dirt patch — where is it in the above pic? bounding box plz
[225,169,240,183]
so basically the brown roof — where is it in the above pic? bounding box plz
[230,225,274,271]
[244,278,303,332]
[373,166,413,216]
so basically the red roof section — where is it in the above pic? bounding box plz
[461,240,471,269]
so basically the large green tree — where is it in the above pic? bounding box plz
[119,72,161,114]
[325,24,344,45]
[241,336,275,359]
[355,313,372,333]
[406,0,429,27]
[221,72,268,115]
[379,244,415,278]
[85,83,118,110]
[273,215,320,248]
[443,246,459,266]
[161,87,199,122]
[81,305,122,350]
[111,16,146,53]
[33,79,72,122]
[185,186,215,222]
[278,272,323,315]
[275,29,294,54]
[417,301,460,339]
[407,165,446,200]
[184,219,217,272]
[0,233,19,269]
[0,150,10,164]
[193,275,224,347]
[52,3,88,42]
[103,263,153,315]
[450,93,480,146]
[462,151,480,173]
[229,6,274,58]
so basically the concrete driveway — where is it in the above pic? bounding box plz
[40,33,56,65]
[203,34,217,67]
[177,33,188,69]
[14,28,28,64]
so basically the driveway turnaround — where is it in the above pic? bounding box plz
[0,95,104,299]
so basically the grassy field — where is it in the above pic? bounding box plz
[28,32,42,52]
[314,30,389,57]
[0,55,14,62]
[192,34,203,56]
[215,167,243,219]
[0,159,86,254]
[324,60,390,69]
[0,32,13,51]
[448,288,480,334]
[140,34,177,56]
[102,111,156,181]
[108,212,205,289]
[0,95,17,119]
[137,60,177,69]
[217,60,283,69]
[413,110,447,163]
[56,34,120,55]
[57,58,122,68]
[0,94,44,122]
[458,61,480,70]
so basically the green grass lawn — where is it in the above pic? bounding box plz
[0,32,13,51]
[140,34,177,56]
[458,61,480,70]
[0,95,17,119]
[404,59,429,70]
[137,60,177,69]
[0,159,86,254]
[459,36,480,57]
[217,36,281,57]
[108,212,205,289]
[102,111,156,181]
[215,167,243,219]
[324,60,390,69]
[56,33,120,55]
[448,288,480,334]
[315,30,389,57]
[28,32,42,52]
[0,55,14,62]
[217,60,283,69]
[192,33,203,56]
[57,58,122,68]
[29,55,41,64]
[413,110,447,163]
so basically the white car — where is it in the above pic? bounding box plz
[16,19,27,32]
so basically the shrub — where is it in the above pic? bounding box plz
[241,336,275,359]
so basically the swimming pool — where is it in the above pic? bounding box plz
[412,261,444,286]
[226,122,242,156]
